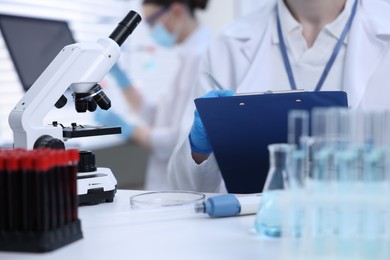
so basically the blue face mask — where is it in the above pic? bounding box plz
[150,22,177,48]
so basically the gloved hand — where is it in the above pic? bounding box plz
[94,109,135,139]
[110,63,132,90]
[189,90,235,154]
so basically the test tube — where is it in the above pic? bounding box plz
[364,110,385,150]
[46,151,58,230]
[68,149,79,221]
[312,108,337,148]
[383,111,390,194]
[348,109,365,149]
[287,149,307,240]
[5,153,19,231]
[288,110,310,186]
[33,151,50,232]
[310,108,354,186]
[61,150,72,225]
[310,108,340,255]
[362,111,387,193]
[335,108,355,149]
[287,150,307,190]
[21,152,35,232]
[334,149,359,190]
[311,108,329,141]
[311,108,334,183]
[0,152,4,231]
[288,110,309,149]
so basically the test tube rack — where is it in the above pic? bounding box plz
[0,149,83,253]
[279,108,390,259]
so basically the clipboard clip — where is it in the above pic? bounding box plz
[234,89,306,96]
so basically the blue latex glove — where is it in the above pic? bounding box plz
[94,109,135,139]
[189,90,235,154]
[110,63,132,89]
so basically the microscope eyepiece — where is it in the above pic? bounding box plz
[109,10,142,46]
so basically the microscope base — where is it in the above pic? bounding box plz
[77,167,117,205]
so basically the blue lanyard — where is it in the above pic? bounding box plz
[277,0,358,91]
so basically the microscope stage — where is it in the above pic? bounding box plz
[62,124,121,139]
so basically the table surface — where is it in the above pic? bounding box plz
[0,190,281,260]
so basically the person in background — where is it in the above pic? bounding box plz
[97,0,211,190]
[168,0,390,193]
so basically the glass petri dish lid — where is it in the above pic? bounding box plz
[130,190,205,210]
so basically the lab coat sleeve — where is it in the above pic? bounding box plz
[148,50,204,161]
[168,137,223,193]
[167,60,225,192]
[167,70,224,192]
[138,97,157,126]
[149,126,178,161]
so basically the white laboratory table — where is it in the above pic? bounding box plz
[0,190,282,260]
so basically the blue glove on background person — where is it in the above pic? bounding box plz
[94,108,135,139]
[189,89,235,154]
[110,63,132,90]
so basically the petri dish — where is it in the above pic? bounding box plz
[130,190,205,210]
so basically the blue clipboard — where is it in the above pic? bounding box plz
[194,91,348,194]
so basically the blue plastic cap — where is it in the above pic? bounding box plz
[204,194,240,218]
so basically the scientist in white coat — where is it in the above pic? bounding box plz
[99,0,211,190]
[168,0,390,193]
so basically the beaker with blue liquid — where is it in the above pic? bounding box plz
[254,143,294,238]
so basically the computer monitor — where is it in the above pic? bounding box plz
[0,14,75,91]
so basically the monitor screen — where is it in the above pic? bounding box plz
[0,14,75,91]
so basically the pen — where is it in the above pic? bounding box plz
[195,194,261,218]
[204,72,225,90]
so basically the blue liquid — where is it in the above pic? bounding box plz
[254,191,282,238]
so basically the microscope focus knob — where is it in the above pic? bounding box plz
[78,151,97,173]
[33,135,65,149]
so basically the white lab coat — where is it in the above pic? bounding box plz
[167,0,390,193]
[143,26,211,190]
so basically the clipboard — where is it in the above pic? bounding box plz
[194,91,348,194]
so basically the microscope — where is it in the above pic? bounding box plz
[8,11,142,205]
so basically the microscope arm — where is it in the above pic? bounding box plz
[8,11,141,149]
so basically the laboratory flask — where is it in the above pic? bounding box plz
[254,143,294,238]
